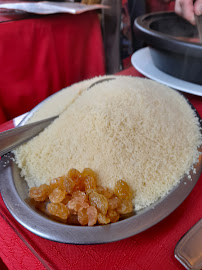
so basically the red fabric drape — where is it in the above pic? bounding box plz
[146,0,175,12]
[0,12,105,124]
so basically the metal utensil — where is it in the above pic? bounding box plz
[0,77,116,157]
[175,219,202,270]
[0,116,57,157]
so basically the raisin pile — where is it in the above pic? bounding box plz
[29,168,134,226]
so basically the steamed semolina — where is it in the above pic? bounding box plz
[14,76,202,210]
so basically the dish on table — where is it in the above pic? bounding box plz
[131,47,202,97]
[0,76,201,244]
[134,11,202,85]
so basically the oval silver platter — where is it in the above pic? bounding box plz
[0,93,201,245]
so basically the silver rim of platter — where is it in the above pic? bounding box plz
[0,95,202,245]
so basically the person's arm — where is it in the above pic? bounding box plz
[175,0,202,25]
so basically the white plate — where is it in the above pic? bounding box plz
[131,47,202,97]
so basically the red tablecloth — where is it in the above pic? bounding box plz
[146,0,175,12]
[0,11,105,124]
[0,66,202,270]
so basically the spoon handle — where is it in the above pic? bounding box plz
[0,116,57,157]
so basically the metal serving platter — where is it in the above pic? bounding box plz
[0,93,202,244]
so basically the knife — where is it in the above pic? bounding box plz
[0,77,116,158]
[0,116,57,157]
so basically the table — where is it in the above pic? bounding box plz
[0,66,201,270]
[0,11,105,125]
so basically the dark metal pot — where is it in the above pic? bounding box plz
[134,12,202,85]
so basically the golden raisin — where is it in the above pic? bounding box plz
[72,191,87,202]
[67,198,89,214]
[49,188,66,203]
[89,190,108,215]
[117,199,133,214]
[84,175,96,191]
[50,176,66,191]
[74,178,85,192]
[68,168,81,180]
[107,209,120,223]
[96,186,113,199]
[65,177,75,195]
[87,206,97,226]
[29,184,50,202]
[61,195,72,205]
[47,203,70,220]
[97,213,110,225]
[68,191,88,214]
[114,180,132,200]
[108,196,121,210]
[68,168,85,192]
[81,168,97,180]
[78,208,88,226]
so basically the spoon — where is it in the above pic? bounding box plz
[0,77,115,157]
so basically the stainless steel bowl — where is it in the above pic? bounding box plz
[0,93,201,244]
